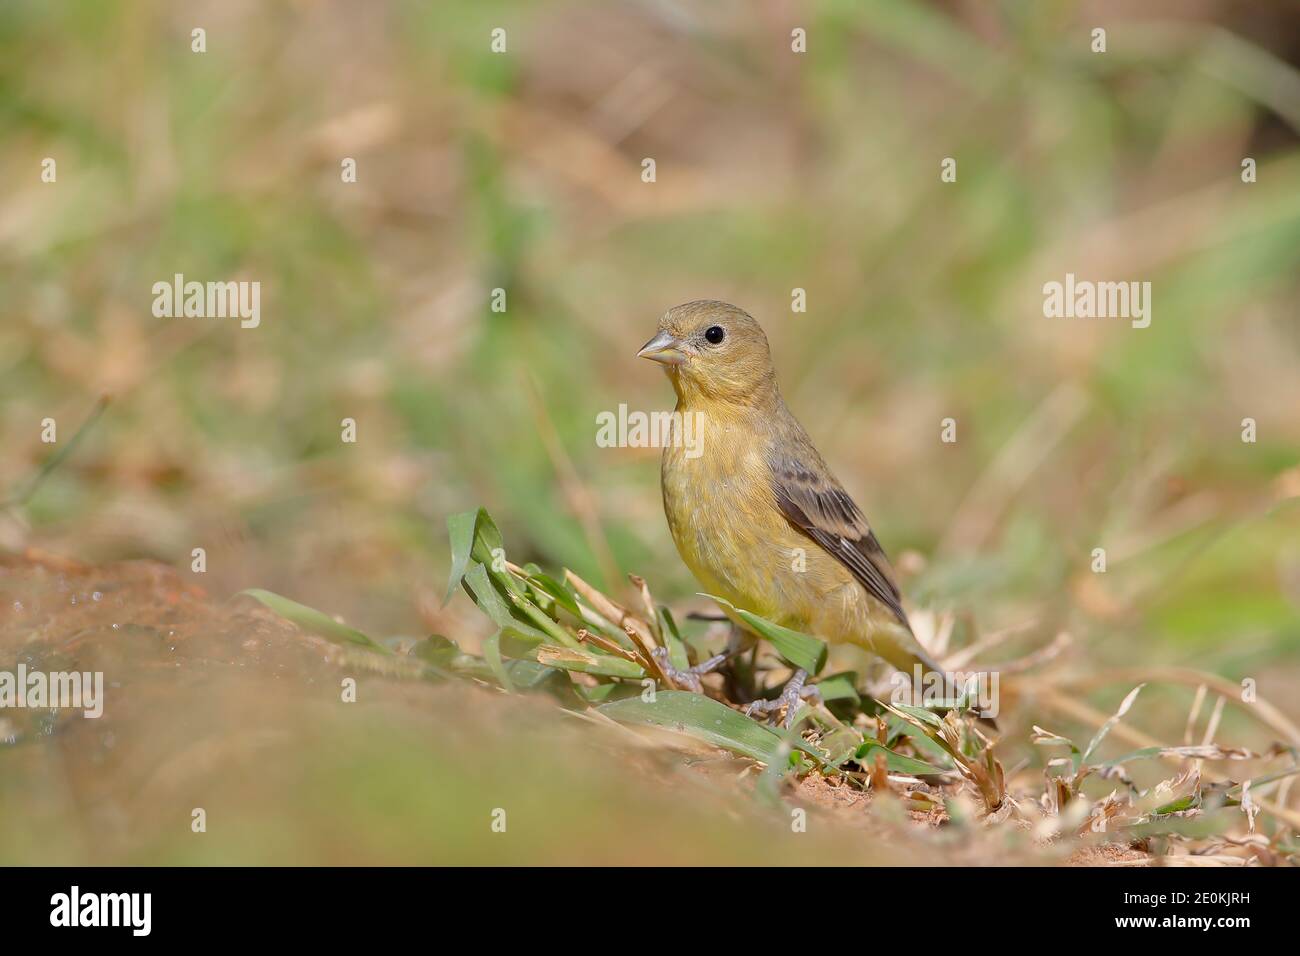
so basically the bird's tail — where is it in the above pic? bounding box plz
[871,622,998,727]
[869,619,944,678]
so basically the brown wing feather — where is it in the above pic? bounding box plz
[770,455,911,629]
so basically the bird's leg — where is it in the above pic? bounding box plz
[651,647,728,693]
[654,621,753,694]
[720,624,761,704]
[744,669,823,729]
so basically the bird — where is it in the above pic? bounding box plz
[637,300,942,726]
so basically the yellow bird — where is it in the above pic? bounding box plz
[638,300,941,725]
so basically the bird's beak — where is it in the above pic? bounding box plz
[637,330,688,366]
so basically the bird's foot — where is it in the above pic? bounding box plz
[744,669,822,729]
[651,647,728,693]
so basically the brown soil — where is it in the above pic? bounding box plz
[0,550,1249,866]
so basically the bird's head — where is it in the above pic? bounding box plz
[637,300,777,405]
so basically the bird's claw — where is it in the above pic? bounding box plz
[743,668,822,729]
[651,647,728,693]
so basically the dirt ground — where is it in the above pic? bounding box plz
[0,551,1281,866]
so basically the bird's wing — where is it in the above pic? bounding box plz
[769,453,911,629]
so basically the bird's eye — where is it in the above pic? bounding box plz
[704,325,725,345]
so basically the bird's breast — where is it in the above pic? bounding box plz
[660,416,793,617]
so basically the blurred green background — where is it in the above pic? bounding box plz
[1,0,1299,862]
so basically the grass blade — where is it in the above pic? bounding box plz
[599,690,824,765]
[855,741,948,776]
[483,630,513,693]
[240,589,389,654]
[444,509,481,604]
[701,594,827,674]
[535,644,645,678]
[1082,683,1146,764]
